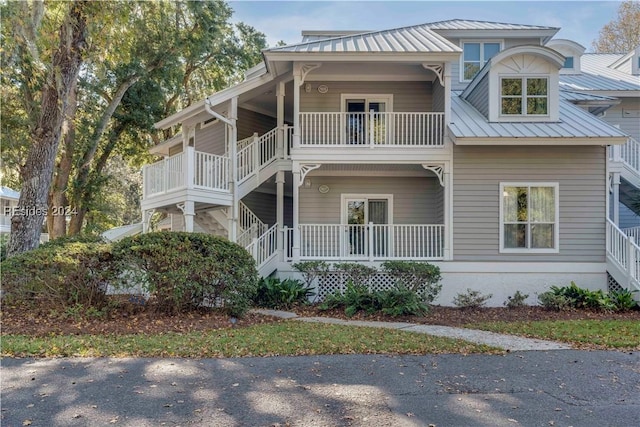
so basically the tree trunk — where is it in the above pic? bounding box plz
[7,1,88,257]
[48,81,78,239]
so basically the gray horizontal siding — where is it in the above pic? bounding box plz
[299,176,443,224]
[242,192,293,227]
[452,145,606,262]
[464,72,489,117]
[602,99,640,142]
[194,108,277,155]
[300,81,433,112]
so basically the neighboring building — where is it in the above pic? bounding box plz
[1,186,50,244]
[141,19,640,304]
[0,186,20,235]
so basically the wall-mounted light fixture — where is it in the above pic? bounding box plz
[304,179,312,188]
[305,83,312,93]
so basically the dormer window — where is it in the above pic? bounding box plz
[462,41,501,80]
[500,77,548,116]
[562,57,574,69]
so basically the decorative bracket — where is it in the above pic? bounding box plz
[422,164,445,187]
[298,63,322,86]
[176,203,186,214]
[298,163,322,186]
[422,64,444,86]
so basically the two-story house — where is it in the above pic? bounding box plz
[141,19,639,304]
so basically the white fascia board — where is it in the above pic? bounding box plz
[264,52,461,63]
[586,90,640,98]
[450,136,629,145]
[154,71,275,130]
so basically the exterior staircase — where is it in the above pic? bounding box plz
[606,138,640,300]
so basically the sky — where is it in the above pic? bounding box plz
[228,1,623,51]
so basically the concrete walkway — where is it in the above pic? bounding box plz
[251,309,572,351]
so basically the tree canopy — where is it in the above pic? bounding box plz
[2,1,267,254]
[592,1,640,53]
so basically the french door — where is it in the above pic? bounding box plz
[345,197,390,257]
[345,98,390,144]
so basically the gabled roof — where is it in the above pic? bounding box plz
[264,23,461,54]
[450,93,628,143]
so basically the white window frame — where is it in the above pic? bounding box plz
[340,94,394,113]
[499,182,559,254]
[460,40,503,82]
[499,76,550,118]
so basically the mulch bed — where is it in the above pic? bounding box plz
[2,300,639,337]
[293,305,640,327]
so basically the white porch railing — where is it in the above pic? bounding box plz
[143,148,229,198]
[298,112,444,147]
[619,137,640,173]
[296,223,444,261]
[236,201,268,248]
[606,219,640,292]
[237,127,280,182]
[246,223,278,268]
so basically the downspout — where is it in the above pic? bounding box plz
[204,98,238,242]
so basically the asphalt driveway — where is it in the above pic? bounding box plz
[1,350,639,426]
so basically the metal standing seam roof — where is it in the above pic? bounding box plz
[424,19,558,31]
[449,94,629,140]
[559,54,640,92]
[264,23,461,54]
[559,90,619,102]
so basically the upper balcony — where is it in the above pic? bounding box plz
[298,111,444,147]
[141,147,231,211]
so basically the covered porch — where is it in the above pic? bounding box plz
[285,163,451,262]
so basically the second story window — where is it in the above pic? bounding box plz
[501,77,548,116]
[463,42,501,80]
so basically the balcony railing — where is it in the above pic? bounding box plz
[298,112,444,147]
[286,223,444,261]
[143,147,229,198]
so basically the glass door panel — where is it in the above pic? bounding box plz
[346,199,366,256]
[346,100,365,144]
[368,199,388,256]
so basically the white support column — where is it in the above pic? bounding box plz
[292,164,301,261]
[276,170,285,261]
[443,166,452,260]
[182,201,195,232]
[443,62,452,137]
[293,68,301,149]
[142,209,154,233]
[612,172,621,226]
[229,96,239,242]
[185,146,195,190]
[276,81,285,158]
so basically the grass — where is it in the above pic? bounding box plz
[0,321,499,358]
[466,320,640,350]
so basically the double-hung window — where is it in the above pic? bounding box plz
[462,42,501,81]
[501,183,558,253]
[501,77,548,116]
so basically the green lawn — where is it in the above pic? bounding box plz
[466,320,640,350]
[1,321,499,357]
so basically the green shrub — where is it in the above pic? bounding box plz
[111,232,258,316]
[607,289,638,311]
[381,261,442,304]
[292,260,330,301]
[538,291,574,311]
[504,290,529,308]
[453,289,493,309]
[378,286,429,316]
[320,281,382,317]
[1,236,112,310]
[254,277,314,309]
[334,262,378,287]
[320,281,429,318]
[547,282,616,311]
